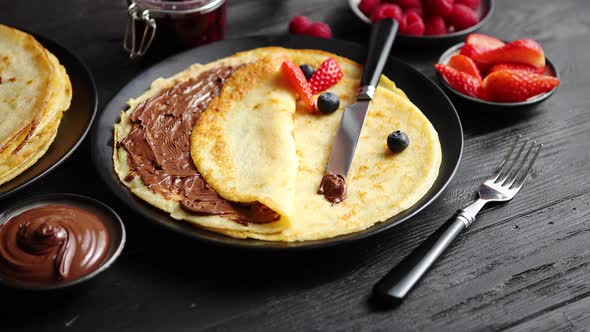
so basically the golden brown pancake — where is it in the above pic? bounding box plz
[0,25,72,185]
[114,47,442,241]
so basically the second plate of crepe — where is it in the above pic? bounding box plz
[92,35,463,249]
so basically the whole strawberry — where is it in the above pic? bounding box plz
[308,58,344,94]
[483,69,560,102]
[435,63,483,98]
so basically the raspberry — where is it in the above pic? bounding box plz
[359,0,381,17]
[392,0,421,9]
[455,0,480,10]
[289,16,311,35]
[308,58,344,94]
[447,4,479,31]
[400,11,425,36]
[370,4,403,23]
[424,0,454,17]
[406,6,424,18]
[424,16,447,35]
[305,22,333,38]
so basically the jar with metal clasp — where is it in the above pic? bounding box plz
[124,0,226,58]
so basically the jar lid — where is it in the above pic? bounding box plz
[133,0,225,14]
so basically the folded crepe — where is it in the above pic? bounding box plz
[191,56,297,229]
[114,47,442,241]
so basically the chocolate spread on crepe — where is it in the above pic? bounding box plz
[0,205,109,285]
[318,171,347,204]
[119,66,279,225]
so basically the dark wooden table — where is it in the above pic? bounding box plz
[1,0,589,330]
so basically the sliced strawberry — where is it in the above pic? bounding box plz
[464,33,505,53]
[483,69,560,102]
[281,60,315,111]
[488,63,545,75]
[459,43,480,58]
[474,38,546,68]
[460,34,504,74]
[435,63,484,98]
[458,45,491,75]
[447,54,482,80]
[308,57,344,94]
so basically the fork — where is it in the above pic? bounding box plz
[372,135,543,305]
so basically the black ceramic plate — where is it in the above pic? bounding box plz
[0,194,125,290]
[0,35,98,199]
[349,0,494,48]
[92,35,463,250]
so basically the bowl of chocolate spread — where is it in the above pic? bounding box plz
[0,194,125,290]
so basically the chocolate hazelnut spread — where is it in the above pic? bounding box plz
[0,205,110,285]
[318,171,347,204]
[119,66,279,225]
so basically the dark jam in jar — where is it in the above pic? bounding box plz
[127,0,226,57]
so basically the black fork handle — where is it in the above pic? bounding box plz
[372,213,468,304]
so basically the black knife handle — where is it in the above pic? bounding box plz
[372,213,467,305]
[360,19,398,97]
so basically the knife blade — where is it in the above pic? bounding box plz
[319,19,398,203]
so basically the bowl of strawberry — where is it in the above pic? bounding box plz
[435,33,560,109]
[350,0,493,46]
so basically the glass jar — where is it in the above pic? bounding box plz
[124,0,226,58]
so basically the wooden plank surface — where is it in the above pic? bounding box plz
[0,0,589,331]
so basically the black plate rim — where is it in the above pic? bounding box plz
[348,0,495,41]
[92,35,463,250]
[0,193,126,291]
[437,42,560,108]
[0,33,98,199]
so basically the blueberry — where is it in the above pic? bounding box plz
[387,130,409,153]
[317,92,340,114]
[300,64,314,80]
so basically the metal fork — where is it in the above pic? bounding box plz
[373,136,543,305]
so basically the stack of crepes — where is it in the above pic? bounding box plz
[0,25,72,185]
[114,47,441,242]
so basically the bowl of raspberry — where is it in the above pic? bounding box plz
[435,33,560,109]
[350,0,494,46]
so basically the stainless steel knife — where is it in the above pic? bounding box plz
[319,19,398,202]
